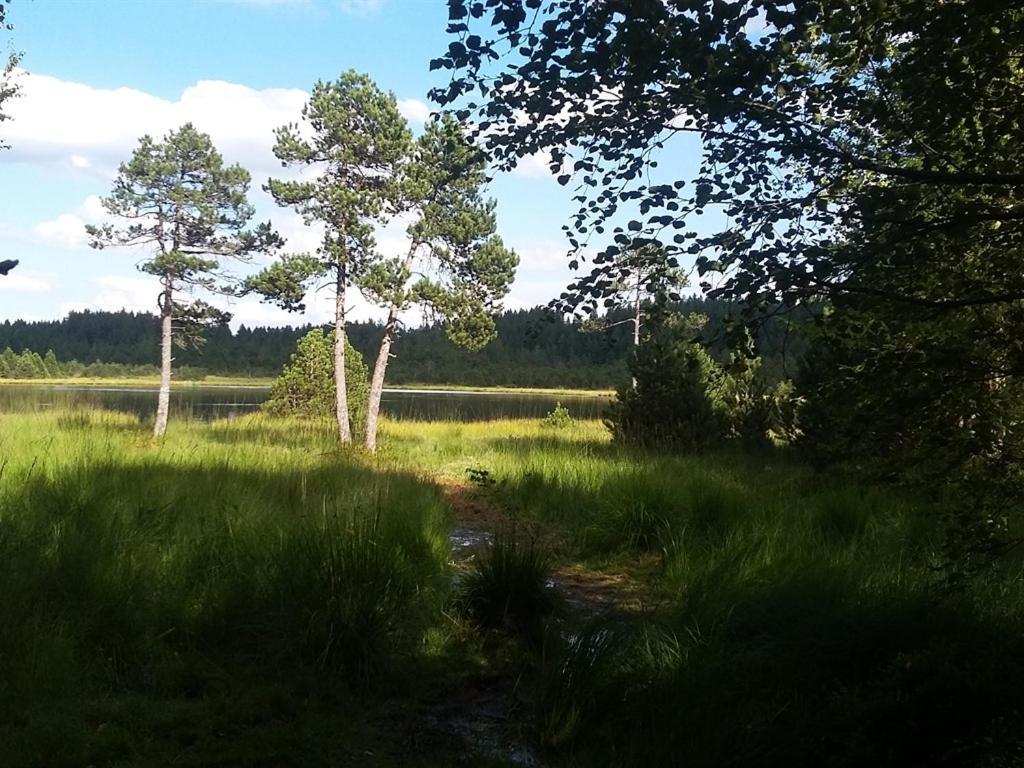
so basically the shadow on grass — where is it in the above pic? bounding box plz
[0,455,471,767]
[538,570,1024,767]
[471,433,1024,765]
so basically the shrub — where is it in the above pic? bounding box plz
[607,316,799,452]
[263,329,369,428]
[541,402,575,429]
[605,316,723,451]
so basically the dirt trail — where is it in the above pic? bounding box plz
[441,482,649,617]
[404,482,651,766]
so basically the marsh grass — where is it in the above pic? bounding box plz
[4,412,1024,766]
[456,532,555,641]
[379,418,1024,767]
[0,410,452,766]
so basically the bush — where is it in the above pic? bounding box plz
[263,329,369,428]
[606,317,799,452]
[605,316,724,451]
[541,402,575,429]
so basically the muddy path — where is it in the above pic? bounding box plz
[443,482,650,617]
[383,481,649,766]
[398,481,653,766]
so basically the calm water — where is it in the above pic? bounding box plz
[0,384,612,422]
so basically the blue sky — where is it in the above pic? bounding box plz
[0,0,592,328]
[0,0,598,327]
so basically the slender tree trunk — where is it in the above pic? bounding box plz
[334,264,352,444]
[364,307,398,452]
[154,279,173,438]
[631,286,641,389]
[364,242,418,452]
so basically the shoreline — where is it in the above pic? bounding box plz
[0,378,616,398]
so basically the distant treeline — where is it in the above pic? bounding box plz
[0,347,167,380]
[0,302,801,387]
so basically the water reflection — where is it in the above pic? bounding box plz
[0,384,611,422]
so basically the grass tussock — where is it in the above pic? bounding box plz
[457,533,555,640]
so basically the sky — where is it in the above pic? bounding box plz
[0,0,593,329]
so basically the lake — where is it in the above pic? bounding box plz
[0,384,612,422]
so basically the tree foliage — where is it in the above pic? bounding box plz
[263,329,369,427]
[245,70,411,444]
[433,0,1024,317]
[245,73,516,450]
[433,0,1024,562]
[607,314,797,452]
[252,70,412,310]
[0,301,800,386]
[362,114,517,352]
[87,124,275,435]
[360,112,518,450]
[86,124,276,346]
[0,0,19,151]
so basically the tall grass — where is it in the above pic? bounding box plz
[5,411,1024,765]
[0,410,451,766]
[380,418,1024,767]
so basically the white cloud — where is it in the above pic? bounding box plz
[510,150,569,179]
[81,195,107,221]
[500,239,577,312]
[60,275,158,315]
[3,71,310,180]
[35,213,88,248]
[338,0,385,16]
[0,271,52,293]
[397,98,431,125]
[3,70,444,196]
[32,195,109,249]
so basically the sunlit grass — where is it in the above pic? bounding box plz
[4,409,1024,766]
[0,409,453,766]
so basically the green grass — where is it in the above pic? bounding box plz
[0,410,464,766]
[3,412,1024,766]
[378,419,1024,767]
[456,533,555,641]
[0,378,614,396]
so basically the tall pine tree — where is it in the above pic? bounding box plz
[87,124,277,436]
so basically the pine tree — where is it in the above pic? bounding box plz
[87,124,278,436]
[243,71,410,444]
[360,115,517,451]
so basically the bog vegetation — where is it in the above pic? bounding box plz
[2,412,1024,766]
[3,0,1024,765]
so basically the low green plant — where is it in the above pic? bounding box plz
[540,401,575,429]
[466,466,497,487]
[457,533,554,640]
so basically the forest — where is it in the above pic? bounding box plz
[2,1,1024,767]
[0,297,796,387]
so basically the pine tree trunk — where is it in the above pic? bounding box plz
[154,280,173,438]
[364,242,418,452]
[364,308,398,453]
[631,288,641,389]
[334,265,352,444]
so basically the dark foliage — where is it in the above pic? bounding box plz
[0,301,800,387]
